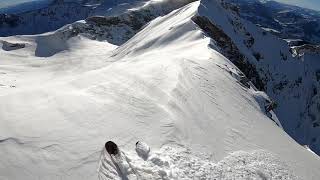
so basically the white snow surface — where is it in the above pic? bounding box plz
[0,1,320,179]
[98,145,298,180]
[197,0,320,155]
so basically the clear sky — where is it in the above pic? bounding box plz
[0,0,320,11]
[0,0,40,8]
[275,0,320,11]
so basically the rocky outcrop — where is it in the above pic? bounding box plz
[0,14,20,28]
[1,41,26,51]
[196,0,320,156]
[291,44,320,57]
[54,0,198,45]
[192,15,265,91]
[64,9,157,45]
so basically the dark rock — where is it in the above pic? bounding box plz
[192,15,265,91]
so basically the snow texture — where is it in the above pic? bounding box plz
[196,0,320,155]
[99,145,298,180]
[0,0,320,180]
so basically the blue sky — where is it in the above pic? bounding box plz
[0,0,320,11]
[275,0,320,11]
[0,0,40,8]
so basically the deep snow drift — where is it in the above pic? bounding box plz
[0,0,320,180]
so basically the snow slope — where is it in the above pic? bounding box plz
[193,0,320,155]
[0,0,320,179]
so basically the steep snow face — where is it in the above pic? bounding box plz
[194,0,320,156]
[1,1,320,179]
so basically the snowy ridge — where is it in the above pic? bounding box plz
[194,0,320,156]
[56,0,197,45]
[0,0,320,179]
[1,0,197,51]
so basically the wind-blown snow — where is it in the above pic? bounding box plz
[0,1,319,180]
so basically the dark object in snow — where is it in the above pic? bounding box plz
[135,141,150,160]
[105,141,119,155]
[2,41,25,51]
[239,75,250,88]
[265,101,278,112]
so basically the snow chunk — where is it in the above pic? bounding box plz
[108,145,298,180]
[135,141,151,160]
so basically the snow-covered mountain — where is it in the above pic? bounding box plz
[0,0,149,36]
[229,0,320,44]
[193,0,320,156]
[0,0,320,179]
[0,0,50,14]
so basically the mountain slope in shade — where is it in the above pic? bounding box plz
[0,0,148,36]
[0,0,320,179]
[0,0,52,14]
[229,0,320,44]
